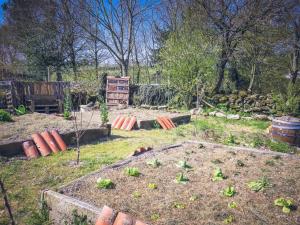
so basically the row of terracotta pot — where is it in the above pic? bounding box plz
[22,130,67,159]
[95,205,147,225]
[112,116,137,131]
[156,116,176,130]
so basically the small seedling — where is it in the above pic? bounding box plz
[189,195,199,201]
[124,167,140,177]
[274,197,295,213]
[177,160,192,169]
[96,178,114,189]
[175,173,189,184]
[148,183,158,189]
[228,201,237,209]
[147,159,161,168]
[247,177,271,192]
[211,159,223,164]
[212,167,226,181]
[225,134,237,145]
[151,213,160,221]
[132,191,142,199]
[222,186,236,197]
[223,215,234,224]
[236,160,245,167]
[173,202,186,209]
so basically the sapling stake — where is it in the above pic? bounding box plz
[0,179,16,225]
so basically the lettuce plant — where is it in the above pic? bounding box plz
[175,173,189,184]
[274,198,295,213]
[212,167,226,181]
[247,177,271,192]
[222,186,236,197]
[176,160,192,169]
[147,159,161,168]
[125,167,140,177]
[96,178,114,189]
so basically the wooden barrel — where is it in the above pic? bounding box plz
[271,116,300,147]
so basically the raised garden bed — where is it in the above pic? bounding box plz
[44,142,300,225]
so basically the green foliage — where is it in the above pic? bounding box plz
[212,167,226,181]
[225,133,237,145]
[0,109,12,122]
[176,160,192,169]
[228,201,238,209]
[274,198,295,213]
[148,183,158,189]
[67,209,90,225]
[15,105,26,115]
[64,90,71,120]
[175,172,189,184]
[150,213,160,221]
[222,186,236,197]
[146,159,161,168]
[247,177,271,192]
[100,103,109,125]
[265,140,295,153]
[160,24,218,108]
[124,167,140,177]
[96,178,114,189]
[26,201,50,225]
[223,215,234,224]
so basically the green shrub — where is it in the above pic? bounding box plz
[0,109,12,122]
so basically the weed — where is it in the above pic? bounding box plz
[225,134,237,145]
[228,201,237,209]
[96,178,114,189]
[100,102,109,125]
[247,177,271,192]
[212,167,226,181]
[151,213,160,221]
[236,160,245,167]
[223,215,234,224]
[222,186,236,197]
[175,173,189,184]
[274,197,295,213]
[67,209,90,225]
[15,105,26,115]
[265,160,275,166]
[250,135,264,148]
[147,159,161,168]
[173,202,186,209]
[132,191,142,199]
[0,109,12,122]
[124,167,140,177]
[25,201,50,225]
[176,160,192,169]
[265,140,295,153]
[148,183,158,189]
[153,121,160,129]
[189,195,199,201]
[211,159,223,164]
[175,127,185,137]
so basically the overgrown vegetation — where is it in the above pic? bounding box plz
[0,109,12,122]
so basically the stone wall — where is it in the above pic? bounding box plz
[208,91,275,115]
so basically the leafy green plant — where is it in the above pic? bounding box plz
[64,90,72,120]
[247,177,271,192]
[64,111,71,120]
[223,215,234,224]
[150,213,160,221]
[68,209,90,225]
[212,167,226,181]
[225,134,237,145]
[173,202,186,209]
[0,109,12,122]
[176,160,192,169]
[96,178,114,189]
[148,183,158,189]
[228,201,237,209]
[265,140,296,153]
[15,105,26,115]
[100,102,109,125]
[222,186,236,197]
[274,197,295,213]
[175,173,189,184]
[132,191,142,199]
[147,159,161,168]
[124,167,140,177]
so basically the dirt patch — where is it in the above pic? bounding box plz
[61,143,300,225]
[0,108,185,144]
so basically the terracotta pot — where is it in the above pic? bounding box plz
[95,206,116,225]
[113,212,134,225]
[161,117,173,129]
[120,117,131,130]
[50,130,67,151]
[126,117,137,131]
[156,117,168,130]
[40,131,60,153]
[31,133,51,156]
[112,115,121,128]
[167,117,176,128]
[115,116,126,129]
[22,141,39,159]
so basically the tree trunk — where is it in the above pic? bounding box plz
[213,51,228,93]
[94,39,99,78]
[56,66,62,81]
[134,43,140,84]
[248,63,256,92]
[76,135,80,165]
[0,180,16,225]
[121,60,129,77]
[70,47,77,81]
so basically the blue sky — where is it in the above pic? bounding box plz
[0,0,6,24]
